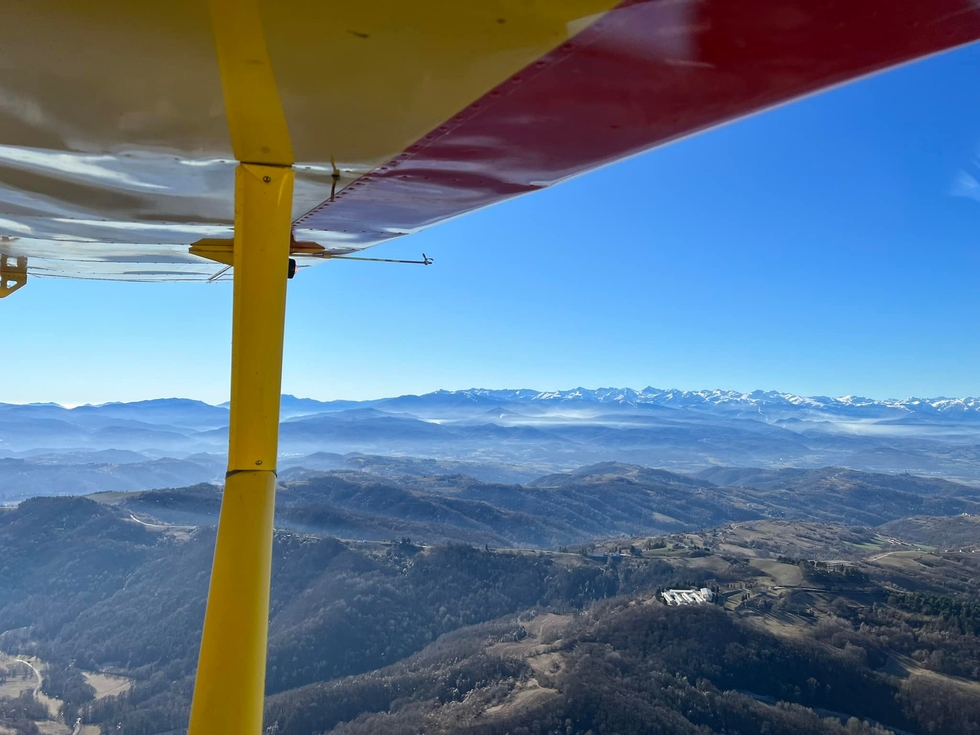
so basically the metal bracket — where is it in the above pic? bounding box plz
[189,237,320,281]
[0,255,27,298]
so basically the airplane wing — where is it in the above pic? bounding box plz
[2,0,979,283]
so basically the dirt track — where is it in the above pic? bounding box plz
[13,659,41,698]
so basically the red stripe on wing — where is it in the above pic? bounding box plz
[295,0,980,248]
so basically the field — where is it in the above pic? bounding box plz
[1,651,122,733]
[0,655,35,700]
[748,557,803,586]
[82,671,132,701]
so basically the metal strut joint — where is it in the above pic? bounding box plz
[0,255,27,298]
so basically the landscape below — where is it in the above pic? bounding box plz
[1,459,979,734]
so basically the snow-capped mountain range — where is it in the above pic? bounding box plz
[403,387,980,417]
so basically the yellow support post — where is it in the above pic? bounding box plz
[188,163,294,735]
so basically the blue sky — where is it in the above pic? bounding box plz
[5,43,980,405]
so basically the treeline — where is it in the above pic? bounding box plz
[265,621,529,735]
[888,591,980,632]
[281,602,980,735]
[868,595,980,679]
[40,663,95,724]
[0,693,47,735]
[4,494,980,734]
[570,604,909,730]
[0,497,155,637]
[73,541,683,733]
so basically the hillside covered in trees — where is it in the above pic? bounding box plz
[103,463,980,548]
[0,484,979,734]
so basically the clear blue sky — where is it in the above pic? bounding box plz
[5,44,980,406]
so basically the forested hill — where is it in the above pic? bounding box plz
[265,600,980,735]
[0,496,666,732]
[1,494,980,734]
[105,463,980,547]
[877,514,980,549]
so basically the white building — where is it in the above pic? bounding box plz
[662,588,714,606]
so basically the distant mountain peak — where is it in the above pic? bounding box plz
[345,387,980,421]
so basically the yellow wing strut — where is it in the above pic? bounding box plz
[188,2,295,733]
[188,164,293,735]
[208,0,294,166]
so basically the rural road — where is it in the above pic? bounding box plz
[14,659,41,698]
[13,657,89,734]
[868,550,922,562]
[869,551,897,561]
[129,513,168,529]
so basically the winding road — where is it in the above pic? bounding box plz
[14,659,41,698]
[12,659,89,734]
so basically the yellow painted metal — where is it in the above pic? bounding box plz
[0,255,28,298]
[263,0,622,174]
[188,0,298,725]
[189,237,326,267]
[187,240,236,268]
[209,0,294,166]
[227,164,294,471]
[187,164,294,735]
[1,0,614,162]
[188,470,277,735]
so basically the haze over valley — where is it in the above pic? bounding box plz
[4,386,980,503]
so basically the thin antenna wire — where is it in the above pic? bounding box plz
[326,253,433,266]
[205,253,432,282]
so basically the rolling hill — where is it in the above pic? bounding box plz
[99,464,980,548]
[1,494,979,734]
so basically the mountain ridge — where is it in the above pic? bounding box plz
[103,463,980,547]
[5,387,980,489]
[5,387,980,415]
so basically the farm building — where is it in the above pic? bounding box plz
[662,588,714,606]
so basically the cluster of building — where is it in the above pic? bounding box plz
[661,588,714,606]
